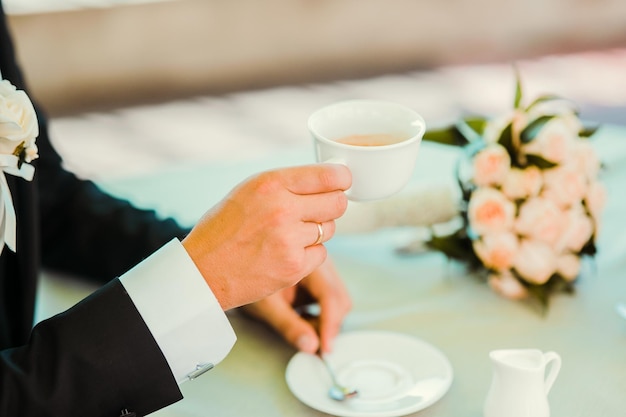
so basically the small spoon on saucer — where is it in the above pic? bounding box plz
[318,353,359,401]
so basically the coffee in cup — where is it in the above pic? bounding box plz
[334,133,409,147]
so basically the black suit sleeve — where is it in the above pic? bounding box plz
[0,279,183,417]
[36,110,192,283]
[0,5,191,415]
[1,3,190,283]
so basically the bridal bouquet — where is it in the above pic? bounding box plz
[423,70,605,311]
[0,78,39,254]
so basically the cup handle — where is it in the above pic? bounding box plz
[322,157,347,166]
[320,157,352,198]
[543,351,561,394]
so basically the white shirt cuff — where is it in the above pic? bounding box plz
[119,238,236,384]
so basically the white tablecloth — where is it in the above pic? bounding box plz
[37,124,626,417]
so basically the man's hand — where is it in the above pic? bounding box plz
[240,257,351,353]
[182,164,351,311]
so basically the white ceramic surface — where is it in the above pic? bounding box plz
[285,330,453,417]
[484,349,561,417]
[309,100,425,201]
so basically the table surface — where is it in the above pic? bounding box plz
[36,122,626,417]
[34,49,626,417]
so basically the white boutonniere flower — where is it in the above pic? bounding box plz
[0,78,39,254]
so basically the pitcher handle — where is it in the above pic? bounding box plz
[543,351,562,394]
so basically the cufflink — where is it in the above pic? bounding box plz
[186,363,214,380]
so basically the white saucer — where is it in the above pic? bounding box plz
[285,330,453,417]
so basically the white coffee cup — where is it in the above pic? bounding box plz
[308,99,425,201]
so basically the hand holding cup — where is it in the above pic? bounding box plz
[182,164,351,310]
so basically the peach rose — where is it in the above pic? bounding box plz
[521,116,577,164]
[585,180,607,222]
[473,232,519,271]
[515,196,565,246]
[527,106,583,136]
[488,271,529,300]
[468,187,516,235]
[471,144,511,187]
[557,205,594,253]
[501,166,542,200]
[542,165,587,209]
[570,140,601,180]
[513,239,557,285]
[556,253,582,282]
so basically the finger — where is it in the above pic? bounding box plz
[296,191,349,224]
[317,302,346,353]
[259,299,321,353]
[300,245,329,279]
[303,260,352,353]
[281,164,351,196]
[315,283,349,353]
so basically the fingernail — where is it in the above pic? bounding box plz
[296,334,317,353]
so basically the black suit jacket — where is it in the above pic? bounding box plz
[0,3,191,415]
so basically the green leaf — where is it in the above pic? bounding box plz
[497,122,516,162]
[525,154,558,169]
[525,284,550,314]
[422,126,470,147]
[517,273,577,316]
[580,238,597,256]
[579,123,599,138]
[525,94,568,111]
[422,116,490,147]
[520,115,556,143]
[513,64,523,109]
[12,141,26,168]
[463,117,488,136]
[426,231,473,261]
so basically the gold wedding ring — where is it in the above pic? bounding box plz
[312,222,324,246]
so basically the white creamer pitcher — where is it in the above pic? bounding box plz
[484,349,561,417]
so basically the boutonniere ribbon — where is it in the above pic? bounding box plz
[0,155,35,253]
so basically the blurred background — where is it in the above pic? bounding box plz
[3,0,626,185]
[6,0,626,115]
